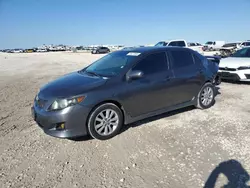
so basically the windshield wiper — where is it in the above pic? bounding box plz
[85,70,102,77]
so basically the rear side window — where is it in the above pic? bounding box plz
[169,50,194,69]
[132,52,168,75]
[168,41,186,47]
[193,54,202,65]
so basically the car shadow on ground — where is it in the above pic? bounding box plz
[68,135,93,142]
[204,159,250,188]
[69,86,221,141]
[215,86,221,95]
[222,80,250,85]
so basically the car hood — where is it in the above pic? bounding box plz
[219,57,250,68]
[39,71,107,99]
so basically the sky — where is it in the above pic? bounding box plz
[0,0,250,49]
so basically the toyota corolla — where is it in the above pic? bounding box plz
[31,47,219,140]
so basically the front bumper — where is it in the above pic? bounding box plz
[218,70,250,82]
[31,104,91,138]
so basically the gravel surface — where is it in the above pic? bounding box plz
[0,52,250,188]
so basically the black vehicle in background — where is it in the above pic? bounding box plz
[91,46,110,54]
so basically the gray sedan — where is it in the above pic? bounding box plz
[31,47,219,140]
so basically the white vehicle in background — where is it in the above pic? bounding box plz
[238,41,250,49]
[36,48,47,52]
[11,49,23,53]
[204,41,225,51]
[219,42,241,57]
[155,39,204,54]
[218,47,250,82]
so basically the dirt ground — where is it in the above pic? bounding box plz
[0,52,250,188]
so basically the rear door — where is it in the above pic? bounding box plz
[167,49,204,105]
[121,51,175,117]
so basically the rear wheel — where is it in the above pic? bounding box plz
[196,83,215,109]
[87,103,123,140]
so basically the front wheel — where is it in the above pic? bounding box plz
[87,103,123,140]
[196,83,215,109]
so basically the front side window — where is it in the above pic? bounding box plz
[169,50,194,69]
[132,52,168,75]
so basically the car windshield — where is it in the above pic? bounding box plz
[206,41,213,45]
[83,51,138,77]
[231,48,250,58]
[222,43,236,47]
[155,41,168,46]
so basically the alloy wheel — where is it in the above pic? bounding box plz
[201,86,214,106]
[94,109,119,136]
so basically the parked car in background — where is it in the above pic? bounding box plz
[23,49,35,53]
[91,47,110,54]
[36,48,47,52]
[204,41,226,51]
[219,43,240,57]
[9,49,23,53]
[32,47,219,140]
[218,47,250,82]
[238,41,250,49]
[155,39,204,54]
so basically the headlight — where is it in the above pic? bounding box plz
[49,96,85,111]
[35,94,39,101]
[238,66,250,70]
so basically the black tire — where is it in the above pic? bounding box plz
[87,103,123,140]
[196,82,215,109]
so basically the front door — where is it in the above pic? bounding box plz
[121,52,175,117]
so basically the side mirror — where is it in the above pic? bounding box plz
[127,70,143,81]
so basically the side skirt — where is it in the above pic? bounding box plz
[124,100,196,125]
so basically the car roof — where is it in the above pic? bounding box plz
[120,46,186,53]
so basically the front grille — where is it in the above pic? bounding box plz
[218,72,240,80]
[219,67,237,71]
[245,74,250,79]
